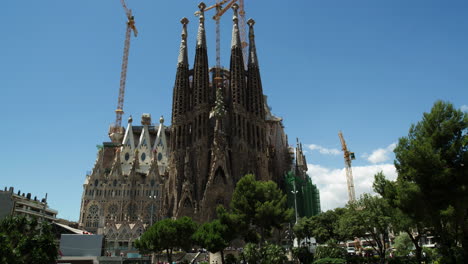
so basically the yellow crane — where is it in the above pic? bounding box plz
[196,0,248,70]
[339,131,356,202]
[109,0,138,142]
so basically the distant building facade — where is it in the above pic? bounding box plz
[0,187,57,222]
[78,115,168,251]
[285,140,321,218]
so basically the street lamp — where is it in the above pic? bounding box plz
[292,179,299,224]
[149,192,157,226]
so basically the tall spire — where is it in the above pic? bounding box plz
[196,2,207,49]
[171,18,190,123]
[178,17,189,66]
[246,18,265,119]
[193,2,210,107]
[229,3,246,108]
[247,19,258,66]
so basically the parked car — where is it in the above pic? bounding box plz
[347,247,356,255]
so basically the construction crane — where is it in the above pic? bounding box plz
[196,0,248,72]
[109,0,138,142]
[339,131,356,202]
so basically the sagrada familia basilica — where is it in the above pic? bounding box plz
[79,3,294,249]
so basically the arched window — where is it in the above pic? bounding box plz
[87,204,99,228]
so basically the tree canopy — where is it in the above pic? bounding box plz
[193,218,230,264]
[373,171,426,264]
[230,174,293,243]
[0,215,58,264]
[339,194,393,264]
[393,101,468,263]
[135,216,197,263]
[294,208,346,244]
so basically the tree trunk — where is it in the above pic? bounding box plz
[414,244,422,264]
[406,230,422,264]
[379,252,386,264]
[462,216,468,263]
[260,227,264,246]
[166,248,172,264]
[220,250,225,264]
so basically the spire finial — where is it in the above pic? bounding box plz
[198,2,206,23]
[247,18,255,40]
[180,17,188,41]
[232,3,239,23]
[231,3,241,49]
[178,18,189,65]
[160,115,164,124]
[195,2,207,48]
[247,18,258,65]
[128,115,133,123]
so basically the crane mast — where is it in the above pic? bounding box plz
[339,131,356,202]
[109,0,138,143]
[197,0,248,73]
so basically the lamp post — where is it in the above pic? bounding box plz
[149,192,157,226]
[292,178,299,224]
[290,177,300,249]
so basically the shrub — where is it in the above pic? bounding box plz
[345,254,364,264]
[387,256,418,264]
[315,245,346,259]
[225,253,238,264]
[292,246,314,264]
[241,242,287,264]
[313,258,346,264]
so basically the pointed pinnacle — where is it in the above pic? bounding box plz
[232,3,239,23]
[180,17,189,39]
[247,18,255,40]
[198,2,206,11]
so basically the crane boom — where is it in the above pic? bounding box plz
[339,131,356,202]
[196,0,248,71]
[110,0,137,142]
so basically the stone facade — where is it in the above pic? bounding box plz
[79,115,168,249]
[163,4,291,222]
[78,2,292,249]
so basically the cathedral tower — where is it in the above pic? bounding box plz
[164,3,290,222]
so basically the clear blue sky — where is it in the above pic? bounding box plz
[1,0,467,220]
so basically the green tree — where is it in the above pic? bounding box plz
[0,215,58,264]
[135,216,197,263]
[339,194,393,264]
[393,101,468,263]
[393,232,413,257]
[373,172,426,264]
[294,208,346,244]
[193,219,230,264]
[314,244,346,259]
[230,174,293,244]
[242,242,287,264]
[292,245,314,264]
